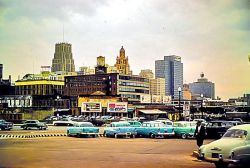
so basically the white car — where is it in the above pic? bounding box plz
[53,118,75,126]
[198,124,250,168]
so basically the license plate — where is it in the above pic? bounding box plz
[212,153,219,158]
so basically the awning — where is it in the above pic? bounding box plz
[139,109,167,114]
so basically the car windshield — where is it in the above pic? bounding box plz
[223,129,247,138]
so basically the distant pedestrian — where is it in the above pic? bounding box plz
[194,121,206,148]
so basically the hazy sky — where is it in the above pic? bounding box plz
[0,0,250,100]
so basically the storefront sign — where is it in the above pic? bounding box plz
[107,102,128,113]
[81,102,102,112]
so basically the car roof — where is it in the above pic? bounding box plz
[228,124,250,132]
[111,121,130,124]
[75,122,92,125]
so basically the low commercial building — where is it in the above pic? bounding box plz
[64,73,150,103]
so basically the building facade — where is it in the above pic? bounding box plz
[150,78,165,96]
[64,73,118,97]
[155,55,183,99]
[114,46,132,75]
[183,84,192,100]
[15,79,64,96]
[0,64,14,95]
[189,73,215,99]
[118,75,150,102]
[51,42,75,73]
[139,69,154,79]
[64,73,150,102]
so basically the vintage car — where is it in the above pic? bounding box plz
[136,121,175,138]
[173,121,196,139]
[206,121,235,139]
[198,124,250,168]
[21,120,48,130]
[53,118,75,126]
[128,121,142,127]
[0,119,13,131]
[67,122,99,138]
[103,121,137,138]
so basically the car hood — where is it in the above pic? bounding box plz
[202,138,245,154]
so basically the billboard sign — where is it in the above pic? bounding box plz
[183,103,190,117]
[81,102,102,112]
[107,102,128,113]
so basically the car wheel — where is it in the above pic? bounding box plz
[54,123,57,126]
[150,133,155,138]
[214,162,228,168]
[76,133,81,138]
[114,134,118,138]
[0,127,2,131]
[103,131,107,137]
[181,134,187,139]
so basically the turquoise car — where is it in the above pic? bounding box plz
[67,122,99,138]
[136,121,175,138]
[173,121,196,139]
[103,121,137,138]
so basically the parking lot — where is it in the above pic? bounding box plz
[0,137,214,168]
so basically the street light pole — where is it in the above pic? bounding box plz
[178,87,182,121]
[201,94,204,119]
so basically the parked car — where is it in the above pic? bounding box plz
[128,121,142,127]
[103,121,137,138]
[21,120,48,130]
[53,118,75,126]
[67,122,99,138]
[136,121,175,138]
[206,121,235,139]
[0,120,13,131]
[173,121,196,139]
[198,124,250,168]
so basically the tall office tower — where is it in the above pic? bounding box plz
[155,55,183,99]
[139,69,154,79]
[114,46,131,75]
[51,42,75,73]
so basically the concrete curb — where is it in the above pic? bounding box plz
[0,133,67,139]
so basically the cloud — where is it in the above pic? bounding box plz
[0,0,249,100]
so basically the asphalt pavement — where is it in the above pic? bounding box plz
[0,137,214,168]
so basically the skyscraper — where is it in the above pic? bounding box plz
[51,42,75,73]
[114,46,131,75]
[155,55,183,99]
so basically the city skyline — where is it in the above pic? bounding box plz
[0,0,250,100]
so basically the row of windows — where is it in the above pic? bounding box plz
[119,88,149,94]
[119,76,149,82]
[119,81,149,88]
